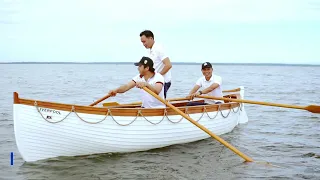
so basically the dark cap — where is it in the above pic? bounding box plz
[134,56,155,72]
[201,62,212,69]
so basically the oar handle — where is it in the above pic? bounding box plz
[89,94,112,106]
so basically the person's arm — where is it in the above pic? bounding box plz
[188,85,201,95]
[136,74,164,95]
[136,82,163,94]
[198,83,220,95]
[157,45,172,75]
[186,85,201,100]
[159,57,172,75]
[187,78,201,99]
[109,80,136,96]
[146,82,163,95]
[136,81,164,95]
[116,80,136,93]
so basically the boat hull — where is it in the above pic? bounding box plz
[13,86,248,162]
[14,103,241,162]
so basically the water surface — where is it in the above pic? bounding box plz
[0,64,319,179]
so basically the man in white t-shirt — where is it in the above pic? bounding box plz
[186,62,223,105]
[108,56,165,108]
[139,30,172,99]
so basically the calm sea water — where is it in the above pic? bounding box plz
[0,63,319,180]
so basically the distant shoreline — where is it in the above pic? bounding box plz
[0,62,319,66]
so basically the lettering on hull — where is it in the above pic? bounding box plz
[39,108,61,115]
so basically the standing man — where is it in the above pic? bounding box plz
[139,30,172,99]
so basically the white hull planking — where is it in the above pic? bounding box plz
[14,103,244,162]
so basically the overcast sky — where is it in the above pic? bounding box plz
[1,0,320,64]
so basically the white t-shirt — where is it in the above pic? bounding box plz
[196,74,223,104]
[146,42,172,83]
[132,72,166,108]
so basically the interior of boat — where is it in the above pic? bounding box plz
[108,94,239,108]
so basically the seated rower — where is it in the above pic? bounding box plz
[108,56,165,108]
[186,62,223,106]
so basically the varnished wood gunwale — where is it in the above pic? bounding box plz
[13,92,240,116]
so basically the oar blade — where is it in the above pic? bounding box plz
[305,105,320,113]
[103,102,120,106]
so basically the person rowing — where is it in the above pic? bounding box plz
[108,56,165,108]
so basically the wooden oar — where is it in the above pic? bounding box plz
[222,87,240,93]
[89,94,112,106]
[197,95,320,113]
[103,97,191,107]
[142,87,253,162]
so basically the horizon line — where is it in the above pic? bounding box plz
[0,61,319,66]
